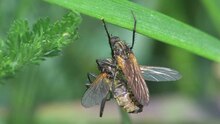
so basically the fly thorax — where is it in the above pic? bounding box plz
[113,41,130,59]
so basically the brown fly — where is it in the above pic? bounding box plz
[101,11,181,106]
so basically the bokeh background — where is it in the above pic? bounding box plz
[0,0,220,124]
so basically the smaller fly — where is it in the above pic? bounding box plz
[81,59,181,117]
[81,59,143,117]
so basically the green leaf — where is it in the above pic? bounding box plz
[119,108,132,124]
[45,0,220,62]
[0,11,81,79]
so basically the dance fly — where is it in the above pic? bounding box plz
[101,11,181,105]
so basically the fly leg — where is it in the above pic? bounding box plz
[130,11,137,50]
[85,73,96,88]
[100,93,109,117]
[101,19,115,56]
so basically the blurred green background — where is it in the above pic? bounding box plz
[0,0,220,124]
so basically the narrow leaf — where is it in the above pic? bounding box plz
[45,0,220,62]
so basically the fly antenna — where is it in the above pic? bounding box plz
[130,11,136,50]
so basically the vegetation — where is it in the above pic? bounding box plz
[0,0,220,124]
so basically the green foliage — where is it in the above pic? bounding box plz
[0,12,81,79]
[45,0,220,62]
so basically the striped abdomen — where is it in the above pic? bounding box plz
[112,81,143,113]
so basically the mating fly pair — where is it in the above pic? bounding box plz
[81,12,182,117]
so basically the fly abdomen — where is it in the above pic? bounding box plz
[113,82,142,113]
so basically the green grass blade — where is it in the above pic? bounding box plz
[119,108,132,124]
[45,0,220,62]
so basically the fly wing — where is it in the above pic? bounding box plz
[81,73,111,108]
[140,66,182,82]
[116,53,149,105]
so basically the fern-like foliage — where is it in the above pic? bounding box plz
[0,11,81,79]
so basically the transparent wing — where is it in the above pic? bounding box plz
[81,73,111,108]
[140,66,182,82]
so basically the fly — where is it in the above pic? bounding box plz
[81,59,143,117]
[101,11,182,106]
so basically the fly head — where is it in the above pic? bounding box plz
[96,59,116,77]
